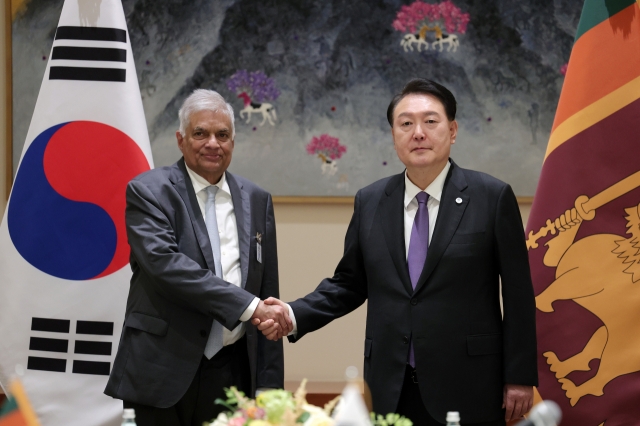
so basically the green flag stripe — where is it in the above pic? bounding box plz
[0,396,18,417]
[575,0,636,41]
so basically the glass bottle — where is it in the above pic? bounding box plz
[446,411,460,426]
[122,408,136,426]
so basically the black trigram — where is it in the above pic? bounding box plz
[49,26,127,83]
[27,317,114,376]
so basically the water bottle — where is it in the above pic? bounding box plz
[446,411,460,426]
[122,408,137,426]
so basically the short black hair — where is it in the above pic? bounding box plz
[386,78,457,126]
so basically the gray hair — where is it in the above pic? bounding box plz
[178,89,235,139]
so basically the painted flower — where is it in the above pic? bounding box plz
[227,70,280,103]
[306,134,347,160]
[392,0,469,34]
[560,63,568,75]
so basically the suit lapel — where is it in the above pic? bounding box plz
[414,161,469,294]
[227,172,250,289]
[379,173,413,296]
[173,159,216,271]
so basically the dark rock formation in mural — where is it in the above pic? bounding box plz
[13,0,582,195]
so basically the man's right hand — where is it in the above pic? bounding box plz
[251,297,293,341]
[251,298,292,340]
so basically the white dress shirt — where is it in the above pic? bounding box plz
[184,166,259,346]
[403,161,450,259]
[286,161,452,336]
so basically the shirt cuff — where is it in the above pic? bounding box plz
[286,303,298,336]
[239,297,260,322]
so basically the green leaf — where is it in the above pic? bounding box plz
[370,412,412,426]
[296,412,311,423]
[214,398,235,412]
[386,413,399,423]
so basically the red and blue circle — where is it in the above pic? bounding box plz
[8,121,150,280]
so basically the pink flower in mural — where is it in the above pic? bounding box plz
[306,134,347,176]
[560,63,568,76]
[393,0,469,33]
[394,1,469,53]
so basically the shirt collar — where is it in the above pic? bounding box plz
[404,161,451,209]
[184,164,231,196]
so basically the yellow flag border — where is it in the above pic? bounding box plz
[545,75,640,161]
[8,380,40,426]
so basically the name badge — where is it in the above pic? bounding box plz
[256,232,262,263]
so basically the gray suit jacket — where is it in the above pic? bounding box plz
[105,158,283,408]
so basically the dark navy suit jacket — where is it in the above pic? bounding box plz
[289,160,537,423]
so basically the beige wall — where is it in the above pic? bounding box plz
[0,6,533,392]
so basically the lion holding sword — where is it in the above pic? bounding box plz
[532,172,640,407]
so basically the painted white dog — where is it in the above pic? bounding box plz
[432,33,459,52]
[400,34,430,52]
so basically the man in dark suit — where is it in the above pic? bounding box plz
[256,79,537,425]
[105,89,291,426]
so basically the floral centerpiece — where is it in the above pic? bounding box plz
[206,380,412,426]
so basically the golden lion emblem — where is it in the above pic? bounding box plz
[536,203,640,406]
[528,171,640,407]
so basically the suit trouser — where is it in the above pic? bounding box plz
[396,365,506,426]
[123,335,251,426]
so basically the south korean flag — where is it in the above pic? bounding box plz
[0,1,153,425]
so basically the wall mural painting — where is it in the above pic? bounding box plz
[396,1,469,53]
[12,0,582,196]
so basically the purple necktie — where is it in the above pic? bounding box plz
[407,191,429,367]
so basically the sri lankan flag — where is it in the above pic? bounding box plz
[526,0,640,424]
[0,381,40,426]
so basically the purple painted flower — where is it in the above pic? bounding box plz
[227,70,280,103]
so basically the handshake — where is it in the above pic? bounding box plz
[250,297,293,341]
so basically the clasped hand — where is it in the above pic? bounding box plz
[251,297,291,341]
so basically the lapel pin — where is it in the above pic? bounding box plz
[455,197,463,204]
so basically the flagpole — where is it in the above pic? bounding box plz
[3,0,11,203]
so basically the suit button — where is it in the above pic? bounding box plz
[403,336,409,344]
[200,330,207,337]
[411,298,417,306]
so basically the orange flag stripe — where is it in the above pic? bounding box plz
[551,2,640,132]
[7,383,38,426]
[0,411,27,426]
[545,74,640,160]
